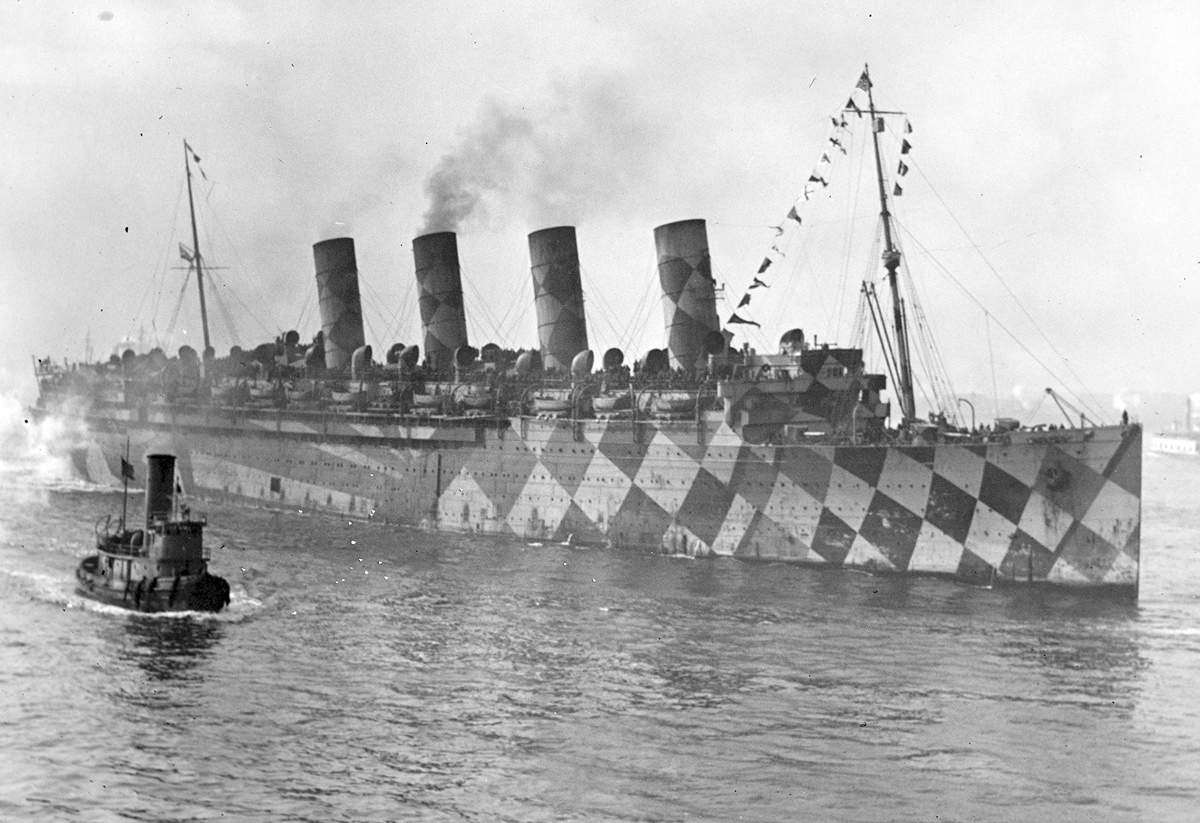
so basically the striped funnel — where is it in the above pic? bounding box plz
[413,232,469,372]
[313,238,366,373]
[528,226,589,373]
[654,219,721,371]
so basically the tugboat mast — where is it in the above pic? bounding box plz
[120,437,131,530]
[862,65,917,424]
[184,140,212,355]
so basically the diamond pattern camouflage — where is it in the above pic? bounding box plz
[87,411,1142,593]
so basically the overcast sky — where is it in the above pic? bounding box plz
[2,2,1197,415]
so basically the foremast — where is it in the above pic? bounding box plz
[861,65,917,425]
[184,140,212,356]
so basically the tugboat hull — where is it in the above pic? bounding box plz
[75,453,231,614]
[75,557,230,613]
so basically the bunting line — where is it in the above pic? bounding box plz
[727,313,760,327]
[726,68,913,332]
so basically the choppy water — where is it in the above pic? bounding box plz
[1,444,1198,822]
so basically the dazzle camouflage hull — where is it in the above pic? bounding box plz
[37,69,1142,597]
[66,408,1141,593]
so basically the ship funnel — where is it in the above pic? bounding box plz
[528,226,589,373]
[144,453,177,526]
[313,238,366,373]
[654,219,721,371]
[413,232,469,373]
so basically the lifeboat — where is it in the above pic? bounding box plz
[532,391,573,415]
[592,392,632,414]
[651,391,697,416]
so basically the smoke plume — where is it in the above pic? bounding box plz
[420,70,664,234]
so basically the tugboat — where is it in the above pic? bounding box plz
[76,452,230,612]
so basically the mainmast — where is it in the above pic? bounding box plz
[862,65,917,424]
[184,140,212,355]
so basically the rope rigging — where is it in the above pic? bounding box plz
[726,64,1108,428]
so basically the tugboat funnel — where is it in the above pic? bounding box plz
[144,454,177,527]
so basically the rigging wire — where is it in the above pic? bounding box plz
[619,261,661,356]
[459,262,514,348]
[906,300,953,420]
[193,179,277,343]
[378,298,407,351]
[850,284,870,348]
[907,314,960,417]
[206,279,243,348]
[986,314,1000,419]
[163,268,192,345]
[833,126,870,339]
[892,228,960,422]
[756,237,796,342]
[356,276,391,352]
[292,288,315,341]
[905,158,1102,420]
[864,283,903,399]
[133,174,187,347]
[614,257,659,355]
[894,222,1105,423]
[490,269,534,350]
[1022,391,1048,427]
[382,272,417,348]
[578,263,629,354]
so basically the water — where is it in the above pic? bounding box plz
[1,444,1198,822]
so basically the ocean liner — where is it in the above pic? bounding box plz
[34,68,1142,595]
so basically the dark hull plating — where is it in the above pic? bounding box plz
[75,559,229,613]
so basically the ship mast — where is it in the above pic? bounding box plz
[184,140,212,355]
[862,65,917,424]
